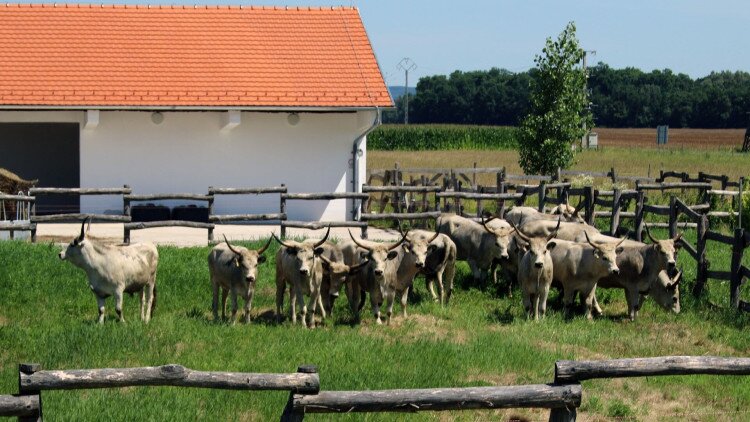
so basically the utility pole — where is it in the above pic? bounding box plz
[581,50,596,148]
[397,58,417,124]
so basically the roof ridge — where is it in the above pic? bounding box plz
[0,3,359,11]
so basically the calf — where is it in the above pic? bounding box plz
[273,228,329,327]
[319,253,369,314]
[208,235,272,323]
[437,214,515,284]
[59,218,158,324]
[549,233,625,319]
[511,222,558,320]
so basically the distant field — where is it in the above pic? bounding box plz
[595,128,745,149]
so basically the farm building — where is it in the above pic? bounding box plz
[0,4,392,221]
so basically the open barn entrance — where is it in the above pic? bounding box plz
[0,123,80,214]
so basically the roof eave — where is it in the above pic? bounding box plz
[0,104,394,112]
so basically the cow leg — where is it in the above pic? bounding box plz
[400,287,409,318]
[539,284,550,319]
[289,284,298,324]
[229,290,239,324]
[591,293,604,317]
[562,288,576,319]
[533,292,540,321]
[96,295,106,324]
[370,287,382,325]
[221,289,228,320]
[425,276,439,302]
[295,284,307,327]
[144,283,155,323]
[275,280,286,323]
[522,290,532,319]
[243,290,253,324]
[211,276,220,321]
[443,259,456,305]
[307,289,320,329]
[114,290,125,323]
[625,287,640,321]
[582,286,597,321]
[140,289,146,321]
[469,260,482,283]
[385,289,396,325]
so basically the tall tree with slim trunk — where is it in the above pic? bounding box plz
[518,22,593,175]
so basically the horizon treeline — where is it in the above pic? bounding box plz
[384,63,750,128]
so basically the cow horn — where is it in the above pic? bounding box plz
[583,231,597,249]
[318,254,332,266]
[77,216,90,241]
[271,233,296,249]
[257,235,273,255]
[509,221,530,243]
[644,225,658,244]
[672,232,683,243]
[396,220,411,242]
[572,200,585,217]
[348,229,373,251]
[388,231,409,251]
[223,235,242,256]
[671,270,683,287]
[616,236,627,248]
[546,217,561,241]
[427,226,441,243]
[86,215,92,234]
[313,226,331,248]
[481,216,496,234]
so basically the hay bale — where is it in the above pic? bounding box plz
[0,168,37,219]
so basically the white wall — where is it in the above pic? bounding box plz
[0,109,376,221]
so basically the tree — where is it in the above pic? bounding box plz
[517,22,592,175]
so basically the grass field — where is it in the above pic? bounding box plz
[1,226,749,421]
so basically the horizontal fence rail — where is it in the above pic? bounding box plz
[0,395,39,418]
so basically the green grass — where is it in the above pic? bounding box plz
[1,231,749,421]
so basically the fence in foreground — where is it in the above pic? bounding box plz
[2,356,749,421]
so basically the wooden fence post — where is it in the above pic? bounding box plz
[584,186,595,226]
[634,191,645,242]
[123,192,131,244]
[280,365,318,422]
[207,188,215,243]
[18,363,41,422]
[730,228,745,309]
[30,198,37,243]
[610,189,621,236]
[693,213,709,297]
[668,195,678,239]
[609,167,617,185]
[280,192,287,239]
[739,177,744,230]
[538,181,547,213]
[549,403,577,422]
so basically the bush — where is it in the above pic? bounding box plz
[368,124,518,150]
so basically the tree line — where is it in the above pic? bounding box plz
[384,64,750,129]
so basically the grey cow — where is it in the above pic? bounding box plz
[59,218,159,324]
[273,228,330,328]
[511,222,558,320]
[208,235,272,324]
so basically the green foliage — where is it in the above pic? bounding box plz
[518,22,592,175]
[607,399,636,419]
[368,124,518,150]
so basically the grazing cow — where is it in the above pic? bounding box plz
[511,222,558,320]
[59,218,158,324]
[437,214,515,284]
[273,228,330,327]
[549,233,625,319]
[407,229,457,305]
[505,205,584,227]
[592,229,683,320]
[208,235,272,323]
[346,230,410,324]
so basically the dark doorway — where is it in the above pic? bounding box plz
[0,123,80,214]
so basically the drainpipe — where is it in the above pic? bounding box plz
[351,107,381,220]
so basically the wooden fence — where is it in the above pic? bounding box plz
[3,356,749,421]
[123,193,215,244]
[0,194,35,240]
[279,192,369,239]
[208,185,288,242]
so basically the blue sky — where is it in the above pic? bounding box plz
[66,0,750,86]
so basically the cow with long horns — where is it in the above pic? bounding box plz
[59,217,159,323]
[511,221,559,320]
[346,229,410,325]
[273,228,330,327]
[208,235,273,323]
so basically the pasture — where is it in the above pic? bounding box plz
[1,226,749,421]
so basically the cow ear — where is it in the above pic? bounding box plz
[427,244,437,252]
[359,251,369,260]
[616,246,625,254]
[546,241,557,250]
[226,258,237,267]
[257,255,267,264]
[314,247,325,256]
[387,250,399,260]
[285,247,297,255]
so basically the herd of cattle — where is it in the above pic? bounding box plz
[57,207,683,327]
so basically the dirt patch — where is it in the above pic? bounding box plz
[0,314,8,327]
[535,340,610,361]
[359,313,468,345]
[462,368,518,386]
[237,410,262,421]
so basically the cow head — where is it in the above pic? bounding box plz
[644,225,682,271]
[59,217,93,266]
[272,227,330,278]
[319,254,369,300]
[348,229,407,285]
[223,234,272,285]
[398,224,441,269]
[648,269,682,313]
[481,216,516,260]
[581,231,625,275]
[511,221,558,269]
[551,202,586,224]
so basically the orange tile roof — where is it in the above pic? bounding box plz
[0,4,393,108]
